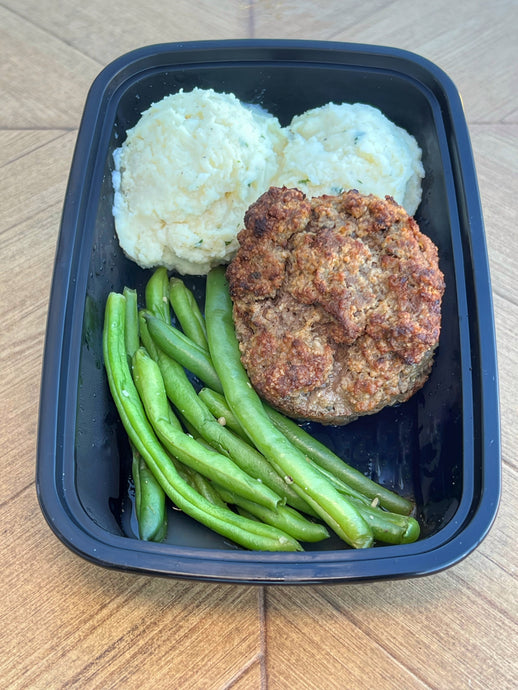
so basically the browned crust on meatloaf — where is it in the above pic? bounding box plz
[226,187,445,425]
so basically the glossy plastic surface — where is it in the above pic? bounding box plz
[36,40,500,583]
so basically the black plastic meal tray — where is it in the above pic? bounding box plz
[36,39,500,584]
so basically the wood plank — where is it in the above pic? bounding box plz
[264,437,516,690]
[470,125,518,300]
[225,658,265,689]
[0,129,66,166]
[492,292,518,471]
[252,0,518,123]
[0,130,75,234]
[251,1,392,41]
[0,483,263,689]
[264,585,430,689]
[0,7,99,128]
[458,463,518,597]
[2,0,250,67]
[265,557,517,689]
[0,132,75,495]
[469,124,518,471]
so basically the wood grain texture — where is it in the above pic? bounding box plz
[470,124,518,474]
[1,485,263,689]
[1,1,517,688]
[252,0,518,123]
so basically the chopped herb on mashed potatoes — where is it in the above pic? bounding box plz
[112,89,425,275]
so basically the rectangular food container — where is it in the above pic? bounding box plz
[36,40,500,584]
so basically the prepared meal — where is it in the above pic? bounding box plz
[226,187,445,424]
[112,88,285,274]
[273,102,424,215]
[39,42,498,583]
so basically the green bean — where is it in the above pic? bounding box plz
[215,486,330,543]
[145,266,170,322]
[169,277,208,350]
[190,472,228,508]
[198,387,248,440]
[163,284,414,519]
[131,445,168,542]
[123,287,140,360]
[200,386,414,517]
[265,405,414,516]
[167,378,323,533]
[144,312,223,394]
[308,463,419,543]
[310,463,375,505]
[137,312,182,445]
[132,346,283,511]
[163,445,227,508]
[123,287,168,541]
[197,388,417,543]
[205,267,374,550]
[166,452,218,501]
[181,418,326,542]
[181,399,319,518]
[103,291,302,551]
[179,315,414,533]
[150,347,315,515]
[138,309,160,361]
[346,496,420,544]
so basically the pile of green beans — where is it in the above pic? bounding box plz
[102,266,420,550]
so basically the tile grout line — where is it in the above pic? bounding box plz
[318,588,435,689]
[492,286,518,309]
[0,200,63,239]
[247,0,256,39]
[217,650,264,689]
[0,479,36,512]
[3,3,104,68]
[0,127,78,132]
[324,0,402,42]
[450,554,518,623]
[0,129,75,170]
[469,119,518,126]
[259,586,268,689]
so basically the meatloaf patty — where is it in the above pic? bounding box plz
[226,187,445,425]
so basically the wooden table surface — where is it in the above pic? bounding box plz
[1,1,517,688]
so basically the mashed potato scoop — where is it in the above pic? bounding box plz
[112,88,285,275]
[272,102,424,215]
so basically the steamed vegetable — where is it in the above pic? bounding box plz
[103,290,302,551]
[102,267,420,550]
